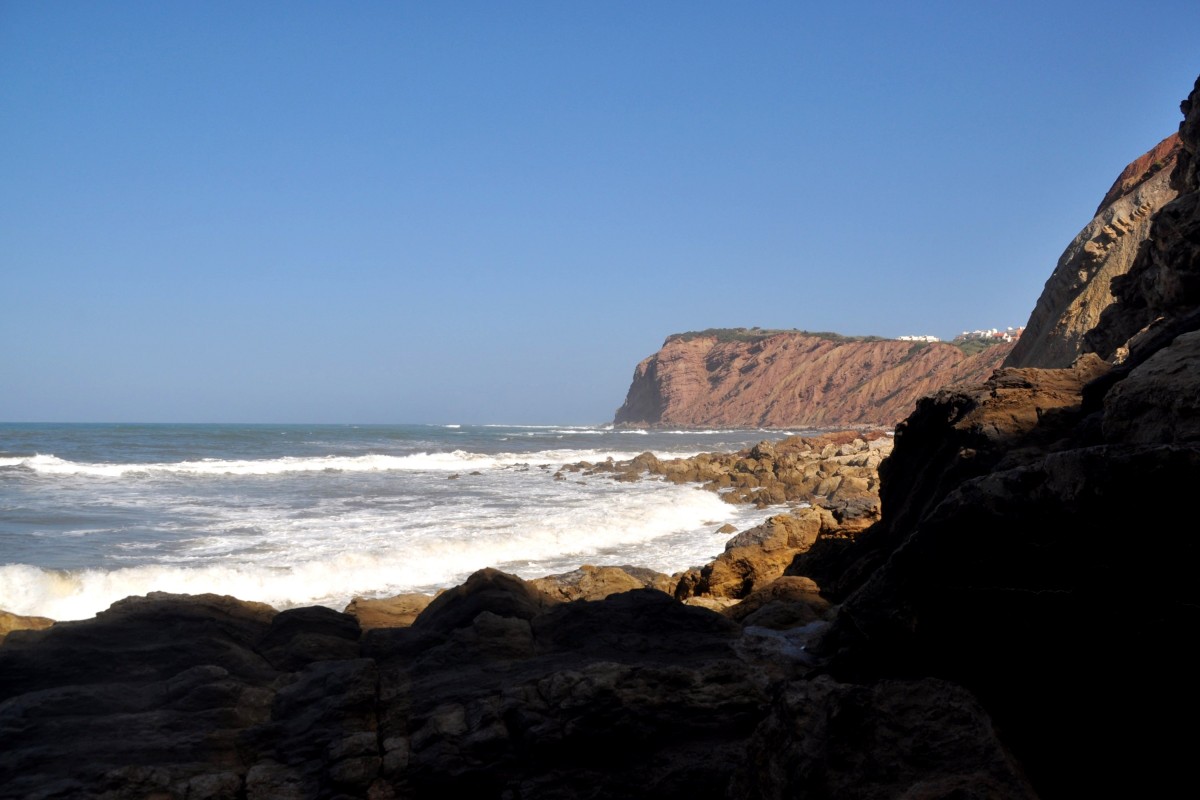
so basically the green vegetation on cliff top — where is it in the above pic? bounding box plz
[666,327,1011,355]
[666,327,885,345]
[950,338,1006,356]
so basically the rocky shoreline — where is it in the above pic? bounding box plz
[2,428,1034,800]
[3,73,1198,800]
[0,431,931,800]
[0,431,892,643]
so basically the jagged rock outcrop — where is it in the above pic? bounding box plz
[0,610,54,644]
[673,512,830,603]
[1005,134,1181,368]
[1084,83,1200,361]
[4,73,1198,800]
[0,575,1030,799]
[615,331,1013,428]
[563,431,892,509]
[791,75,1200,798]
[786,354,1111,601]
[730,676,1036,800]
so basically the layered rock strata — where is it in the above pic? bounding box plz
[792,75,1200,797]
[615,331,1013,428]
[3,74,1198,800]
[1005,134,1181,368]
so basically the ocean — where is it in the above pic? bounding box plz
[0,423,802,621]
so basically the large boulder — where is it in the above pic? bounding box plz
[674,510,828,601]
[733,676,1036,799]
[0,609,54,644]
[1085,78,1200,360]
[789,356,1109,602]
[530,564,673,602]
[343,593,434,630]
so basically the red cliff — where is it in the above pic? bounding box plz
[614,330,1013,428]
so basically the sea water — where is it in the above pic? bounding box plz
[0,423,803,621]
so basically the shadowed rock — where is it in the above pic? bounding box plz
[4,72,1200,800]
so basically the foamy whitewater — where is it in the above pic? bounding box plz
[0,423,802,621]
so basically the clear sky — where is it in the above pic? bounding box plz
[2,1,1198,424]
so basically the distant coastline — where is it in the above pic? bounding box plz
[614,328,1014,429]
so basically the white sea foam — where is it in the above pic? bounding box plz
[4,448,689,478]
[0,482,765,621]
[482,424,568,429]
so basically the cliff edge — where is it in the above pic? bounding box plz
[615,330,1012,428]
[1005,133,1182,368]
[3,75,1198,800]
[797,75,1200,796]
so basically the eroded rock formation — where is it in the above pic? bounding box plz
[560,431,892,508]
[1005,134,1181,368]
[0,576,1031,800]
[3,74,1199,800]
[794,75,1200,797]
[614,331,1013,428]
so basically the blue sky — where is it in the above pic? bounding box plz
[2,1,1198,424]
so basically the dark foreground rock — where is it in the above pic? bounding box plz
[0,575,1031,800]
[3,73,1199,800]
[791,75,1200,797]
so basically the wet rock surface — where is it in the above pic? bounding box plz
[4,73,1200,800]
[559,431,893,510]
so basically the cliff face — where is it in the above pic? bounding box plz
[800,75,1200,796]
[615,332,1013,428]
[4,75,1199,800]
[1084,84,1200,360]
[1004,134,1181,368]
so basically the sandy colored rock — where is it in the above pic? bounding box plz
[591,431,892,511]
[343,593,434,630]
[675,510,828,601]
[1085,81,1200,361]
[724,575,831,629]
[4,72,1199,800]
[1006,134,1181,369]
[0,609,54,644]
[530,564,672,602]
